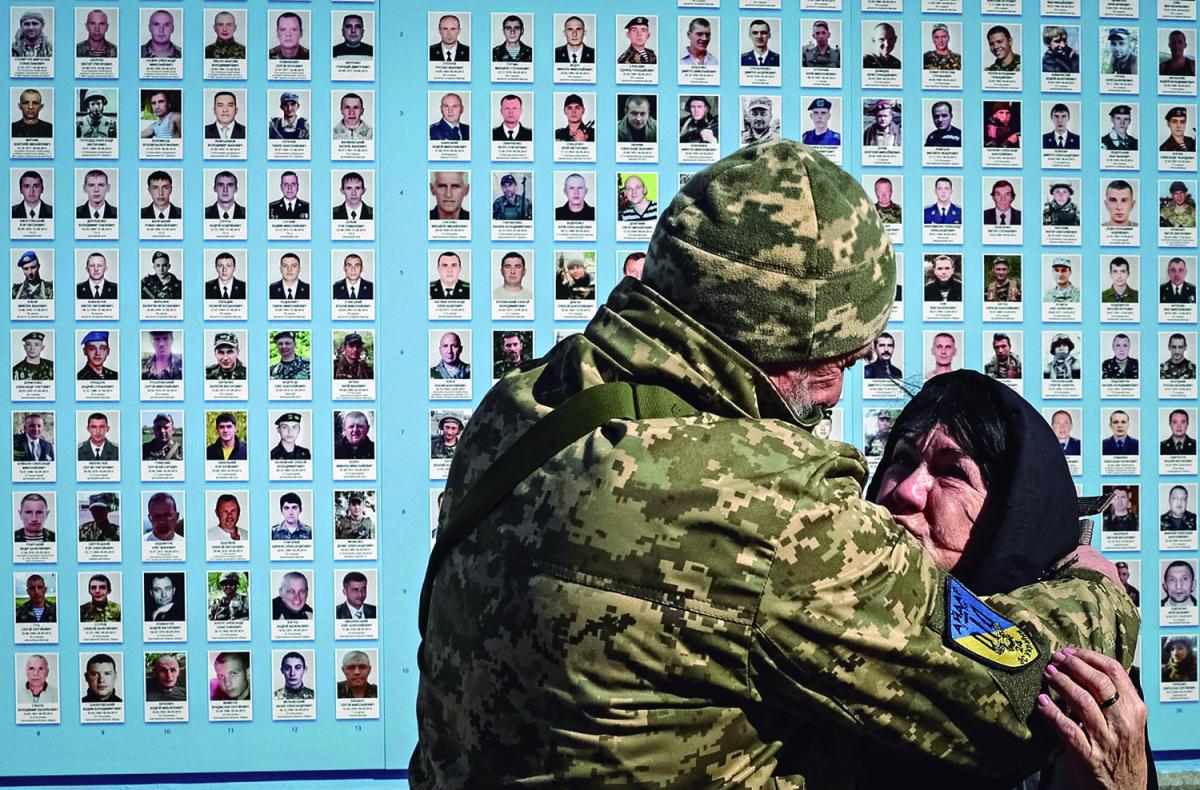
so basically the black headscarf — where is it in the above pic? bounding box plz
[864,369,1080,595]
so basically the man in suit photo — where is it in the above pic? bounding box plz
[204,251,246,299]
[333,253,373,300]
[740,19,780,67]
[554,16,594,64]
[76,169,117,219]
[333,172,373,220]
[76,252,119,299]
[1162,409,1198,456]
[1101,410,1140,455]
[1161,256,1197,303]
[268,252,310,300]
[77,412,118,461]
[139,170,181,220]
[203,91,246,140]
[267,171,310,220]
[13,412,53,462]
[983,179,1022,225]
[335,571,377,620]
[1042,103,1081,150]
[1050,410,1081,455]
[430,13,469,62]
[205,171,245,220]
[492,94,532,141]
[11,170,51,219]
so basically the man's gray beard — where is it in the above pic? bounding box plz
[771,369,815,418]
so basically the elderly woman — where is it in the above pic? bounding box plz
[864,370,1154,790]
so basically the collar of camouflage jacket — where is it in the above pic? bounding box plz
[579,277,803,425]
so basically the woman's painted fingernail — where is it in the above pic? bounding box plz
[1046,664,1059,676]
[1038,694,1052,706]
[1051,651,1066,663]
[1063,647,1078,655]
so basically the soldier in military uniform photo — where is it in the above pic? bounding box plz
[555,15,593,64]
[801,20,839,68]
[871,177,900,223]
[275,652,314,700]
[208,571,249,621]
[862,333,901,379]
[271,493,312,541]
[14,492,52,543]
[78,330,118,380]
[492,15,531,63]
[617,17,655,64]
[270,413,311,460]
[80,574,120,622]
[337,651,377,699]
[334,411,375,460]
[335,494,374,540]
[142,413,183,461]
[1102,333,1139,380]
[1103,257,1138,303]
[863,99,901,147]
[1162,410,1197,456]
[491,174,531,221]
[984,332,1022,380]
[1103,487,1139,532]
[864,410,894,456]
[1043,182,1081,226]
[1101,105,1137,150]
[863,22,900,69]
[334,333,374,380]
[1162,485,1197,532]
[429,415,461,460]
[1161,333,1197,380]
[76,92,117,140]
[206,332,246,380]
[1044,334,1081,380]
[616,95,656,143]
[983,101,1020,148]
[740,19,778,68]
[77,411,118,461]
[205,11,245,60]
[493,331,530,379]
[985,256,1022,301]
[141,330,182,381]
[269,331,310,380]
[12,88,51,139]
[1105,28,1136,74]
[1161,106,1196,152]
[12,331,52,381]
[430,251,469,299]
[678,96,718,144]
[141,251,181,301]
[983,25,1019,72]
[801,99,840,148]
[1160,181,1196,228]
[431,332,469,380]
[79,493,118,542]
[12,250,52,300]
[1161,256,1197,303]
[15,574,55,623]
[922,23,960,71]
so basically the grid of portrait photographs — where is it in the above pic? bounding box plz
[423,1,1200,729]
[8,2,382,743]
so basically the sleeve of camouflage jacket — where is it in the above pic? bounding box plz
[753,443,1140,780]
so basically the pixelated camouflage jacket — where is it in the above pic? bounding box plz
[412,278,1139,789]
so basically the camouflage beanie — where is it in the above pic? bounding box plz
[642,139,896,366]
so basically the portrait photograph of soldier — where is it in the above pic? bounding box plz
[207,571,249,622]
[14,491,54,544]
[336,650,378,700]
[1041,24,1080,74]
[76,410,118,462]
[76,7,117,60]
[984,24,1021,73]
[204,169,246,221]
[741,17,780,69]
[332,91,373,142]
[1102,409,1140,455]
[1160,180,1197,228]
[76,329,118,381]
[15,571,56,624]
[269,330,311,381]
[11,9,53,61]
[923,100,962,149]
[140,330,182,382]
[75,90,117,143]
[616,94,656,143]
[862,99,901,148]
[204,251,246,300]
[803,98,841,148]
[270,413,311,462]
[1160,560,1197,624]
[491,13,532,64]
[430,12,469,63]
[1161,484,1198,535]
[209,651,250,701]
[554,174,595,224]
[142,490,185,547]
[1043,333,1082,380]
[140,250,181,301]
[1101,103,1138,151]
[269,10,310,61]
[79,572,121,623]
[269,251,311,301]
[1042,102,1081,150]
[333,252,373,301]
[333,11,373,61]
[272,570,313,621]
[10,249,53,308]
[76,250,118,301]
[802,19,840,70]
[1103,485,1140,532]
[617,15,656,65]
[1160,332,1198,384]
[141,411,183,462]
[12,169,52,220]
[78,492,119,544]
[430,411,464,461]
[862,21,901,70]
[554,13,594,66]
[922,254,963,304]
[984,332,1023,382]
[1159,29,1196,77]
[1162,408,1198,457]
[269,90,310,141]
[335,491,376,542]
[1161,637,1197,685]
[206,411,248,461]
[1160,106,1196,152]
[983,179,1022,227]
[430,330,470,382]
[983,101,1021,148]
[868,176,900,227]
[429,249,470,300]
[1161,256,1197,304]
[984,254,1023,303]
[678,16,718,67]
[555,253,596,302]
[1048,408,1082,456]
[142,571,185,622]
[333,331,375,381]
[1043,181,1082,226]
[740,96,780,146]
[145,652,186,703]
[80,652,123,705]
[1103,255,1139,304]
[205,331,247,382]
[138,89,182,141]
[925,330,961,379]
[429,91,469,142]
[1102,332,1140,381]
[862,332,902,381]
[491,173,532,221]
[922,177,963,226]
[140,8,181,61]
[1102,179,1139,227]
[204,89,246,141]
[1102,27,1139,76]
[12,329,53,383]
[493,330,532,380]
[554,93,594,143]
[921,22,961,89]
[332,170,373,222]
[678,95,719,144]
[204,9,245,61]
[273,650,315,704]
[336,570,377,621]
[11,86,52,141]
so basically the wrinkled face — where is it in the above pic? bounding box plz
[85,662,116,696]
[439,333,462,364]
[148,500,180,539]
[25,576,46,605]
[1105,187,1135,224]
[501,257,525,285]
[154,657,179,689]
[149,11,175,45]
[874,180,892,205]
[89,578,109,604]
[750,23,770,49]
[1168,260,1187,285]
[19,499,47,531]
[23,416,44,439]
[1171,412,1189,437]
[215,499,240,530]
[874,426,989,571]
[282,657,306,689]
[342,658,371,688]
[215,257,236,280]
[563,176,588,208]
[992,262,1010,281]
[1111,113,1131,134]
[25,657,48,688]
[932,29,949,52]
[280,256,301,281]
[216,657,247,697]
[440,95,462,124]
[87,417,109,444]
[280,174,299,200]
[19,175,43,204]
[687,23,711,53]
[503,18,523,45]
[934,180,953,203]
[503,336,524,360]
[564,18,585,47]
[274,336,295,359]
[439,17,460,46]
[1169,337,1187,364]
[1111,489,1130,514]
[933,258,954,281]
[1112,336,1131,360]
[440,420,461,442]
[1110,263,1129,287]
[931,104,952,130]
[84,341,110,369]
[341,178,364,204]
[810,107,830,129]
[216,418,237,443]
[149,179,172,207]
[1109,412,1129,438]
[213,13,236,41]
[280,576,308,612]
[431,174,468,214]
[872,26,896,56]
[214,175,238,205]
[276,16,302,49]
[627,24,649,48]
[812,24,829,47]
[1110,37,1130,59]
[1051,412,1073,442]
[1164,565,1196,603]
[22,337,43,359]
[19,90,42,121]
[749,106,771,132]
[874,336,894,360]
[209,95,237,128]
[215,345,238,369]
[1170,115,1188,137]
[345,580,368,608]
[988,31,1011,60]
[1052,187,1071,206]
[343,415,369,444]
[277,421,300,446]
[689,99,708,120]
[1052,110,1070,133]
[150,576,175,606]
[1053,265,1071,286]
[624,176,646,203]
[154,418,173,443]
[342,16,364,44]
[564,101,585,124]
[932,336,957,365]
[341,97,364,126]
[1170,488,1189,516]
[87,11,109,40]
[86,255,108,281]
[992,338,1011,358]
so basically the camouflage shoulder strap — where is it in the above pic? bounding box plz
[418,381,698,635]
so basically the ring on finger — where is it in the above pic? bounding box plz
[1099,690,1120,710]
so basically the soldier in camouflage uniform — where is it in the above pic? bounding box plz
[335,494,374,540]
[1161,333,1197,379]
[80,574,121,622]
[1043,182,1081,226]
[491,174,532,221]
[12,331,52,381]
[142,413,183,461]
[1162,485,1198,532]
[864,410,894,456]
[12,250,52,300]
[141,330,183,381]
[617,17,656,64]
[269,330,311,380]
[333,333,373,379]
[1160,181,1197,228]
[800,20,840,68]
[429,415,461,459]
[79,494,119,542]
[922,23,961,70]
[205,332,246,380]
[412,141,1139,787]
[140,251,182,300]
[871,176,902,224]
[208,572,250,621]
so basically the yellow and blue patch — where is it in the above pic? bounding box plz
[945,577,1040,672]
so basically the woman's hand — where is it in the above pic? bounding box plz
[1036,647,1148,790]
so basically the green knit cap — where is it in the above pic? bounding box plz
[642,140,896,366]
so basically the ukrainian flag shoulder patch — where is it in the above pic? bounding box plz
[945,577,1040,672]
